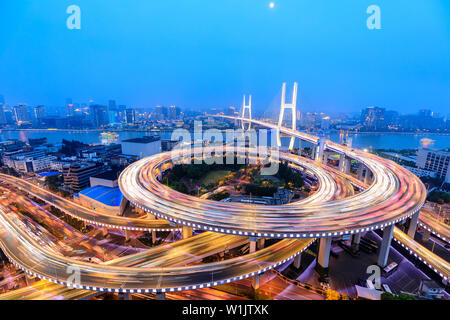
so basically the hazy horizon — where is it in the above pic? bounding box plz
[1,1,449,115]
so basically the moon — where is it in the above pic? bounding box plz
[269,2,275,9]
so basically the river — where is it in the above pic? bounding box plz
[0,129,449,150]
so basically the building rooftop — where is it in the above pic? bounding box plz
[78,185,123,207]
[420,147,450,155]
[63,162,97,169]
[122,136,161,144]
[91,169,121,181]
[38,172,61,177]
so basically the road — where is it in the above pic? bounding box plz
[0,115,442,298]
[0,173,175,232]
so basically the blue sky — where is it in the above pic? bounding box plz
[0,1,449,115]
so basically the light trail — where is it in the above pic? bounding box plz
[0,173,177,232]
[119,116,426,237]
[0,115,441,296]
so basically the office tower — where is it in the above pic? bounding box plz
[89,104,109,127]
[154,105,164,120]
[416,148,450,183]
[125,108,136,124]
[361,106,386,130]
[13,104,31,123]
[63,162,105,193]
[33,105,46,125]
[108,100,119,124]
[168,105,177,120]
[117,105,127,122]
[108,100,117,111]
[66,98,75,116]
[0,104,6,124]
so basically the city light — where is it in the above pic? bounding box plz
[0,1,448,307]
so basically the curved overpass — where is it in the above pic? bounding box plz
[0,173,177,232]
[0,206,313,293]
[0,115,441,295]
[119,118,426,237]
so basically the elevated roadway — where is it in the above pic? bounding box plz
[418,208,450,244]
[120,131,426,237]
[0,205,314,293]
[0,173,176,232]
[0,115,440,297]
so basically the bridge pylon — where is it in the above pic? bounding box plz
[277,82,298,150]
[241,94,252,130]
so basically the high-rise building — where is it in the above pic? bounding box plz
[107,100,119,124]
[0,94,5,105]
[227,106,237,116]
[4,110,13,124]
[117,105,126,122]
[13,104,31,124]
[89,104,109,128]
[168,105,177,120]
[33,105,46,124]
[65,98,75,116]
[384,110,399,127]
[125,108,136,124]
[63,162,105,193]
[416,148,450,183]
[361,107,386,130]
[321,116,330,130]
[0,104,6,124]
[155,105,163,120]
[108,100,117,110]
[419,109,432,118]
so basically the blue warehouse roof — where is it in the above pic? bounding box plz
[78,185,123,207]
[38,172,61,177]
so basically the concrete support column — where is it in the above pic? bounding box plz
[298,139,302,156]
[125,230,130,241]
[352,233,361,251]
[338,154,345,172]
[152,230,157,244]
[377,224,395,268]
[257,238,265,250]
[156,293,165,300]
[364,170,371,185]
[249,236,259,291]
[345,137,353,148]
[422,229,431,242]
[316,138,325,163]
[182,226,193,239]
[357,164,364,181]
[123,293,132,300]
[102,227,108,237]
[293,254,302,269]
[310,145,316,160]
[119,197,130,217]
[252,273,260,291]
[345,158,352,174]
[317,237,332,269]
[323,151,329,165]
[249,237,257,253]
[407,212,420,238]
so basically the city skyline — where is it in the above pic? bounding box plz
[1,94,449,118]
[1,1,449,113]
[0,1,448,305]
